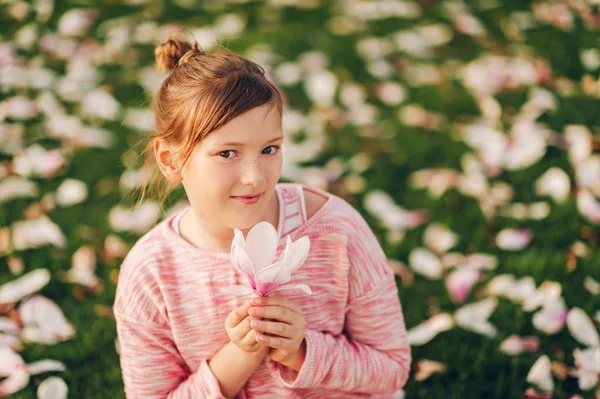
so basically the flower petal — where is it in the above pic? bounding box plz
[270,283,312,295]
[26,360,66,375]
[231,243,257,289]
[526,355,554,393]
[254,261,291,296]
[219,286,255,296]
[567,307,600,347]
[0,366,29,396]
[37,376,68,399]
[244,222,279,271]
[407,313,454,346]
[289,236,310,273]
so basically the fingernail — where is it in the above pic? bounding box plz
[249,308,257,315]
[251,320,260,328]
[253,298,262,305]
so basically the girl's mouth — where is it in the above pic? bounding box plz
[231,194,262,204]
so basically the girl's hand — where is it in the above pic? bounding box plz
[248,296,307,369]
[225,300,269,356]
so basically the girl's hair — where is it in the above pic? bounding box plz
[134,32,284,210]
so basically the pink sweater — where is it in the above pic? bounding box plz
[113,183,411,398]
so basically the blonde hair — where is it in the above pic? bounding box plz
[134,32,284,210]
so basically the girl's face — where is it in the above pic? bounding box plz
[180,104,284,232]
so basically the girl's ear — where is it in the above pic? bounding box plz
[154,139,183,183]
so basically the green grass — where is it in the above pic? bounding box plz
[1,0,599,398]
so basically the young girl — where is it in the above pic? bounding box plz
[113,34,411,399]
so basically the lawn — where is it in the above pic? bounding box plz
[1,0,599,398]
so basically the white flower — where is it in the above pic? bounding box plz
[224,221,311,297]
[55,179,88,207]
[454,297,498,338]
[535,167,571,203]
[407,313,454,346]
[526,355,554,393]
[37,376,68,399]
[567,308,600,348]
[408,248,443,280]
[496,228,532,251]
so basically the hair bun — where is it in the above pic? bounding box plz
[155,33,202,72]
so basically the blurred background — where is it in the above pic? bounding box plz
[1,0,599,398]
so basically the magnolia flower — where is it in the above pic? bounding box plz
[446,267,480,303]
[0,347,65,396]
[12,216,66,250]
[535,167,571,203]
[532,299,568,335]
[0,269,50,305]
[527,355,554,393]
[496,228,532,251]
[223,222,311,297]
[407,313,454,346]
[55,179,88,206]
[304,70,337,106]
[0,176,38,204]
[500,335,540,355]
[109,202,160,234]
[572,347,600,390]
[38,376,68,399]
[408,248,443,280]
[454,297,498,338]
[566,308,599,348]
[414,360,448,381]
[423,223,459,255]
[19,295,76,344]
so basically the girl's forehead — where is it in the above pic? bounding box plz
[203,108,283,146]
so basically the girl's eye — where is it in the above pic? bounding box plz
[219,150,236,159]
[262,145,280,155]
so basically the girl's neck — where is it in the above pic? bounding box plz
[179,193,280,253]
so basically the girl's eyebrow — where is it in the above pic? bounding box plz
[218,135,284,147]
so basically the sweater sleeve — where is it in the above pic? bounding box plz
[113,250,226,399]
[115,313,226,399]
[269,204,411,393]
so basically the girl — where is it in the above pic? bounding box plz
[113,34,411,399]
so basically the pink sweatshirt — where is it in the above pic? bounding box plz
[113,183,411,398]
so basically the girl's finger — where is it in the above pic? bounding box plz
[253,296,302,314]
[225,300,254,329]
[255,334,296,351]
[250,319,293,339]
[241,326,261,346]
[248,305,296,324]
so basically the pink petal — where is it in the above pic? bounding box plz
[288,236,310,273]
[527,355,554,393]
[37,376,68,399]
[0,333,22,350]
[407,313,454,346]
[270,283,312,295]
[577,190,600,224]
[0,347,25,377]
[414,360,447,381]
[446,268,480,303]
[282,235,293,266]
[566,308,599,347]
[19,295,75,343]
[254,261,291,296]
[231,245,256,289]
[244,222,278,271]
[219,286,255,296]
[0,268,50,305]
[26,360,66,375]
[496,228,532,251]
[0,366,29,395]
[532,300,567,335]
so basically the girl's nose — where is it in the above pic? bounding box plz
[240,159,266,187]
